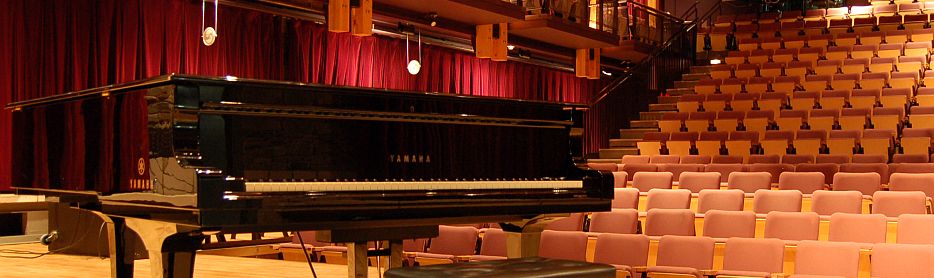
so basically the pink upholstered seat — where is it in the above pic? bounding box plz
[610,171,628,188]
[840,163,890,184]
[592,234,649,278]
[646,235,715,278]
[719,238,785,277]
[468,228,506,261]
[589,209,639,234]
[747,164,793,183]
[764,211,820,242]
[748,154,781,164]
[795,163,839,185]
[712,155,745,164]
[778,172,826,194]
[538,230,588,262]
[889,173,934,198]
[650,155,681,164]
[544,213,585,231]
[678,172,721,193]
[897,214,934,244]
[659,164,704,182]
[727,172,772,193]
[702,210,756,239]
[680,155,712,164]
[870,243,934,278]
[696,189,745,213]
[832,172,882,195]
[793,240,862,278]
[645,189,692,210]
[754,189,803,214]
[644,209,696,237]
[612,188,640,209]
[850,154,888,164]
[632,172,674,192]
[704,164,744,183]
[816,154,850,164]
[810,190,863,216]
[621,155,651,164]
[621,164,657,182]
[828,213,887,245]
[414,225,480,262]
[872,191,928,218]
[587,163,618,172]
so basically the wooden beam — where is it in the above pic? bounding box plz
[328,0,350,32]
[351,0,372,36]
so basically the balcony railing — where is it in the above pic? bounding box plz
[518,0,621,35]
[618,0,687,45]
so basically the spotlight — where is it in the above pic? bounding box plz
[407,60,422,75]
[507,45,516,51]
[710,59,722,65]
[426,13,439,27]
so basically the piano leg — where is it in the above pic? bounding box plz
[123,218,202,278]
[86,211,134,277]
[388,240,403,269]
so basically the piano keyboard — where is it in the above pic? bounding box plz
[243,180,583,192]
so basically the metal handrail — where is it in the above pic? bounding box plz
[589,0,722,105]
[623,0,685,23]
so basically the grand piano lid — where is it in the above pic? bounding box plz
[5,74,590,110]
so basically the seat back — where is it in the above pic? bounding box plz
[428,225,480,255]
[478,228,507,257]
[612,188,640,209]
[727,172,772,193]
[722,238,785,274]
[828,213,887,244]
[645,189,692,210]
[589,209,640,234]
[645,209,696,236]
[678,172,721,193]
[890,173,934,198]
[777,172,825,194]
[870,243,934,278]
[897,214,934,244]
[764,211,820,241]
[753,189,803,213]
[872,191,928,217]
[655,235,715,270]
[794,240,861,278]
[544,213,585,231]
[832,172,882,195]
[697,189,745,213]
[632,172,674,192]
[703,210,756,239]
[538,230,588,262]
[811,190,863,215]
[593,234,650,268]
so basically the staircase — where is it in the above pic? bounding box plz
[589,65,713,164]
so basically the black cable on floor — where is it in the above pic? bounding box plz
[295,231,318,278]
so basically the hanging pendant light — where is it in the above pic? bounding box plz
[406,32,422,75]
[202,0,219,46]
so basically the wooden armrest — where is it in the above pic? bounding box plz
[699,269,718,276]
[631,266,648,273]
[770,273,790,278]
[453,255,471,262]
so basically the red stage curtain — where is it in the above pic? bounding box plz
[0,0,600,191]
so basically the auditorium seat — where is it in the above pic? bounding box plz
[851,44,876,60]
[709,65,734,80]
[893,153,930,163]
[754,189,803,214]
[587,163,617,172]
[816,154,850,164]
[850,154,888,163]
[893,129,934,155]
[860,129,895,156]
[890,163,934,174]
[696,189,745,213]
[696,132,727,156]
[889,173,934,198]
[588,209,639,234]
[702,210,756,240]
[718,238,785,277]
[621,164,657,182]
[916,87,934,107]
[613,188,640,209]
[645,189,692,210]
[828,213,887,246]
[796,163,839,185]
[910,106,934,129]
[679,155,711,164]
[592,234,649,278]
[871,107,904,131]
[711,155,744,164]
[761,131,794,155]
[792,240,861,278]
[832,73,859,90]
[644,209,696,237]
[658,164,703,183]
[897,56,926,74]
[783,154,816,164]
[811,190,863,216]
[735,63,758,79]
[545,213,585,231]
[819,91,848,110]
[728,172,772,193]
[686,113,715,133]
[749,154,781,164]
[870,243,934,278]
[794,130,826,156]
[765,211,821,243]
[612,172,627,188]
[650,155,681,164]
[538,230,587,262]
[714,111,744,132]
[760,63,784,78]
[721,78,744,95]
[414,225,480,264]
[783,62,811,80]
[756,93,786,114]
[621,155,651,165]
[666,132,699,156]
[467,228,506,261]
[677,172,720,193]
[888,72,918,91]
[790,91,820,111]
[847,90,879,111]
[827,130,860,155]
[636,132,668,155]
[871,191,928,218]
[730,93,758,112]
[726,131,760,158]
[747,164,792,183]
[658,113,686,133]
[646,236,715,277]
[896,215,934,244]
[804,74,832,91]
[677,94,704,113]
[778,172,825,194]
[832,172,881,195]
[694,79,720,95]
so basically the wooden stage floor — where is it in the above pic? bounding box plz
[0,243,381,277]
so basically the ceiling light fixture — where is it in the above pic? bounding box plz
[201,0,218,46]
[406,32,422,75]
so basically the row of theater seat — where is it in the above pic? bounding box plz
[591,153,933,167]
[660,110,907,132]
[713,57,930,79]
[634,130,913,157]
[680,90,923,113]
[696,73,924,95]
[733,33,934,53]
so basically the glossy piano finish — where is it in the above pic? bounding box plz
[9,74,612,230]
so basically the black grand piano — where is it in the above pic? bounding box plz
[7,74,612,277]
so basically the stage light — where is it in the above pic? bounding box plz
[406,32,422,75]
[507,45,515,51]
[202,0,218,46]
